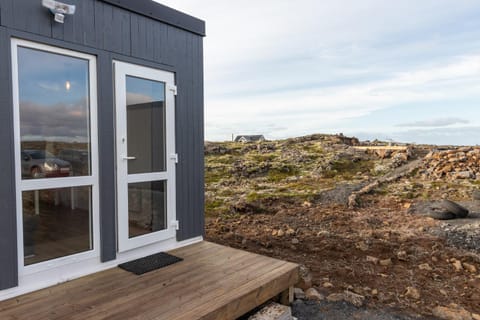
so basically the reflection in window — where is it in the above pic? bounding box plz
[128,181,167,238]
[23,187,92,266]
[18,47,91,179]
[126,76,166,174]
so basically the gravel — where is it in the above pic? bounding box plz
[292,300,434,320]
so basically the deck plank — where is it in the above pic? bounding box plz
[0,242,299,320]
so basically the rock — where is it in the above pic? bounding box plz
[454,171,474,180]
[294,288,305,300]
[291,238,299,245]
[305,288,324,301]
[297,265,312,290]
[472,314,480,320]
[285,228,295,236]
[326,293,344,302]
[432,304,473,320]
[371,289,378,296]
[419,263,433,271]
[366,256,379,264]
[277,229,285,237]
[452,259,463,272]
[405,287,420,300]
[248,302,293,320]
[356,242,369,252]
[323,282,334,288]
[379,258,392,266]
[326,291,365,307]
[463,263,477,273]
[271,230,278,236]
[343,291,365,307]
[397,250,408,261]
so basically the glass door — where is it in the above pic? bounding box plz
[114,61,176,252]
[11,39,99,271]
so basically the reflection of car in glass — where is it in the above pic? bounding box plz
[21,150,71,179]
[57,149,89,176]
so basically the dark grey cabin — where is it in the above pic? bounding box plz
[0,0,205,299]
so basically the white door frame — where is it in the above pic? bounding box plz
[11,38,100,277]
[114,61,177,253]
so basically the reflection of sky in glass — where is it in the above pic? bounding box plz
[126,76,164,106]
[18,47,90,142]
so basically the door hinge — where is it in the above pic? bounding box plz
[170,153,179,163]
[168,85,177,95]
[171,220,180,230]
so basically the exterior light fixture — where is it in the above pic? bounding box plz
[42,0,76,24]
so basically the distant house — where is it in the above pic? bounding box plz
[234,135,266,143]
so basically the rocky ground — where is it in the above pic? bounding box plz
[204,134,480,319]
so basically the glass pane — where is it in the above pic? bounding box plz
[18,47,91,179]
[128,181,166,238]
[126,76,166,174]
[22,186,92,266]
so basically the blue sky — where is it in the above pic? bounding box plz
[158,0,480,145]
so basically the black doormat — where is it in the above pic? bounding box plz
[118,252,183,275]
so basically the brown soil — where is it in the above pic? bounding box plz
[205,194,480,317]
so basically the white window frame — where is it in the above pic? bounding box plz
[114,61,176,252]
[11,38,100,277]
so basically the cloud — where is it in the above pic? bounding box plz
[158,0,480,144]
[396,117,470,128]
[38,82,62,92]
[19,99,89,142]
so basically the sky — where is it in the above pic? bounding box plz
[157,0,480,145]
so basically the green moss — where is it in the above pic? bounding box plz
[324,159,374,180]
[204,167,229,184]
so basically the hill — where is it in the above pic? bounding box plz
[204,134,480,318]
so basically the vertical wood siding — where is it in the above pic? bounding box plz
[0,0,204,289]
[0,26,18,290]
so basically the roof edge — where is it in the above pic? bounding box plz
[100,0,205,36]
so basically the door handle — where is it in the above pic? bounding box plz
[123,156,136,160]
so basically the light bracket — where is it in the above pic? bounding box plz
[42,0,76,24]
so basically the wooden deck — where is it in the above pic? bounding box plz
[0,241,299,320]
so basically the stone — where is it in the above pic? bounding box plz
[452,259,463,272]
[432,304,472,320]
[285,228,295,236]
[297,265,312,290]
[397,250,408,261]
[305,288,324,301]
[405,287,420,300]
[366,256,379,264]
[326,291,365,307]
[291,238,300,245]
[463,263,477,273]
[248,302,293,320]
[380,258,392,266]
[323,282,334,288]
[472,314,480,320]
[294,287,305,300]
[277,229,285,237]
[419,263,433,271]
[326,293,344,302]
[343,291,365,307]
